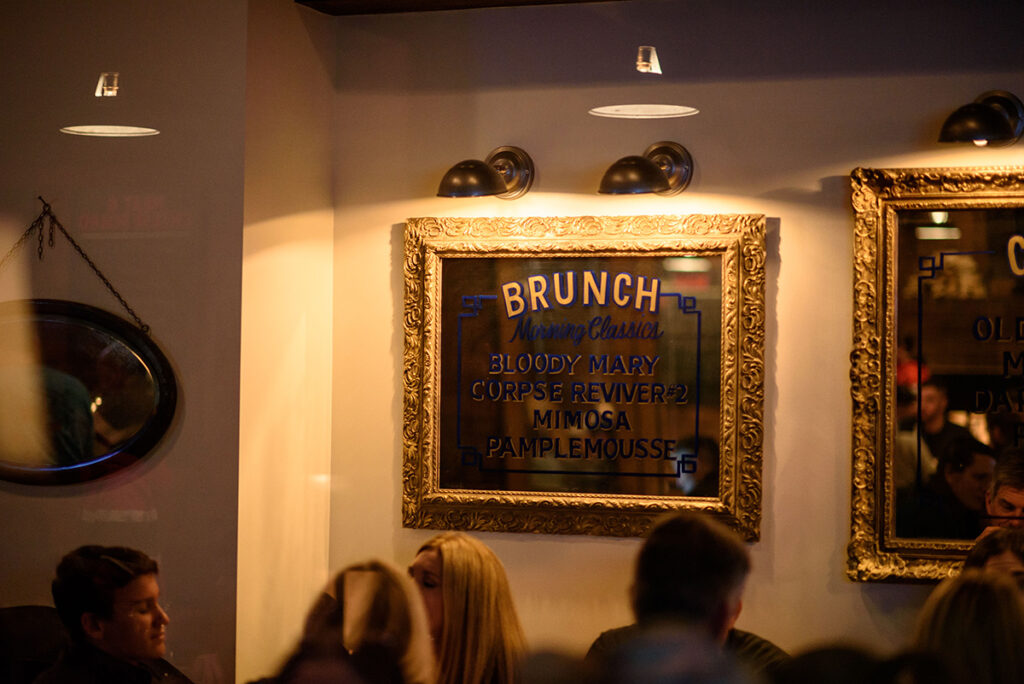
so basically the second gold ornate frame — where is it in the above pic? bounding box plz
[849,166,1024,581]
[403,215,765,539]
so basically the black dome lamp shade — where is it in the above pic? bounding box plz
[938,90,1024,147]
[600,156,670,194]
[599,141,693,195]
[437,146,535,199]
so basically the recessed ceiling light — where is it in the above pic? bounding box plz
[589,46,699,120]
[636,46,662,74]
[60,73,160,138]
[589,104,699,120]
[60,125,160,137]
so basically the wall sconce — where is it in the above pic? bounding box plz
[60,72,160,137]
[437,146,534,199]
[938,90,1023,147]
[598,141,693,195]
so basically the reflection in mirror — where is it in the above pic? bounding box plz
[894,209,1024,540]
[849,166,1024,581]
[0,300,176,484]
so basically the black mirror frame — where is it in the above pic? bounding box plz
[0,299,177,485]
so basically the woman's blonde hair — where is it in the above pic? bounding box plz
[286,559,436,684]
[913,568,1024,684]
[419,532,526,684]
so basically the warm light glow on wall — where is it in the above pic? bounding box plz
[0,301,49,466]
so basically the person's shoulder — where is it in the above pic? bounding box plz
[31,647,192,684]
[30,646,104,684]
[31,658,113,684]
[584,624,640,662]
[145,658,196,683]
[31,665,62,684]
[726,628,790,675]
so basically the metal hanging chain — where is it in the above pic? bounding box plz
[0,197,150,334]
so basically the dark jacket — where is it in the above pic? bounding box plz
[32,642,193,684]
[586,623,790,676]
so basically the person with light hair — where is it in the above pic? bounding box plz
[912,568,1024,684]
[273,559,435,684]
[409,532,526,684]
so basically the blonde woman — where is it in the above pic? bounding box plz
[409,532,527,684]
[276,559,436,684]
[913,568,1024,684]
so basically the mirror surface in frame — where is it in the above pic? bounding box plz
[849,166,1024,581]
[437,254,724,499]
[0,299,177,484]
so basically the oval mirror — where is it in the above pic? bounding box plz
[0,299,177,484]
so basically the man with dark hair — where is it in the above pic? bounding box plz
[34,545,192,684]
[585,512,788,676]
[903,436,995,539]
[918,379,972,462]
[939,437,995,515]
[985,449,1024,530]
[964,527,1024,587]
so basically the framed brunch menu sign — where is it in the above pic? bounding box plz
[402,215,765,538]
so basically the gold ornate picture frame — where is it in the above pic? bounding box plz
[848,166,1024,581]
[403,215,765,538]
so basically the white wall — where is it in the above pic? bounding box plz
[328,0,1024,656]
[238,0,335,681]
[0,2,246,683]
